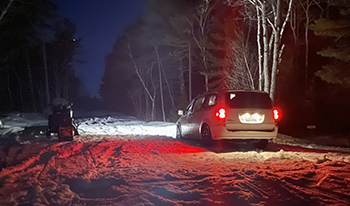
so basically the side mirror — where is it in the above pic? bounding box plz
[178,110,183,116]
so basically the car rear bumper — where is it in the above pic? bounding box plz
[210,123,278,140]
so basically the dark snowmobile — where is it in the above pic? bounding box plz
[47,103,78,141]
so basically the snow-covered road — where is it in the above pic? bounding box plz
[0,137,350,205]
[1,112,350,205]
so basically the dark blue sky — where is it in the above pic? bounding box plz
[53,0,149,97]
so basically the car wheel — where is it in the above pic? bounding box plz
[176,125,182,140]
[253,139,268,150]
[201,124,214,146]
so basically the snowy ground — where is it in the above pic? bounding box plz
[0,112,350,205]
[0,111,176,138]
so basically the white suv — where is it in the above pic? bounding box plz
[176,90,281,148]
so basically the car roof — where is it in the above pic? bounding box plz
[202,89,268,96]
[191,90,269,101]
[220,89,268,94]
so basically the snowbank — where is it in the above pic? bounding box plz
[0,111,176,138]
[0,113,47,135]
[76,116,176,137]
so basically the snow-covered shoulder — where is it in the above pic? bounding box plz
[76,116,176,138]
[0,111,176,138]
[0,113,47,135]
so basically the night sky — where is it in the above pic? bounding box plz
[53,0,149,97]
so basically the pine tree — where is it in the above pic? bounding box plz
[311,1,350,86]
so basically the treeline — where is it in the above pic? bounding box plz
[101,0,350,135]
[0,0,81,112]
[100,0,241,121]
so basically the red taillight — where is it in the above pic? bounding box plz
[216,108,226,120]
[273,108,281,121]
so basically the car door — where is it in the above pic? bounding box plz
[179,99,195,137]
[188,96,206,139]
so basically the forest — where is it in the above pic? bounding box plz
[0,0,84,112]
[1,0,350,137]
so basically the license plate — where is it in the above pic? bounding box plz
[239,113,265,123]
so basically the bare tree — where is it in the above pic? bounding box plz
[0,0,14,23]
[187,0,217,92]
[269,0,294,100]
[299,0,323,83]
[166,13,192,100]
[224,31,258,90]
[125,42,157,121]
[227,0,293,101]
[25,50,37,112]
[147,33,173,122]
[43,43,50,106]
[152,40,166,122]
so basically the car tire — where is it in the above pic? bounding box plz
[201,124,214,146]
[253,139,268,150]
[176,125,182,140]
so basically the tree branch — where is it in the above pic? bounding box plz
[280,0,294,37]
[0,0,15,23]
[124,42,154,102]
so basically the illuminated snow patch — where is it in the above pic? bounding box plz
[0,113,48,135]
[77,117,176,138]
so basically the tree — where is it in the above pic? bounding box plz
[124,38,158,121]
[139,22,170,121]
[288,0,323,85]
[226,0,293,101]
[0,0,14,23]
[224,30,258,90]
[311,1,350,86]
[208,5,258,91]
[46,18,81,101]
[0,0,58,111]
[101,0,180,121]
[166,13,192,101]
[299,0,322,73]
[0,1,82,112]
[188,0,217,92]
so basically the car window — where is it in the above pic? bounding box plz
[207,94,217,106]
[225,92,272,109]
[184,100,194,115]
[193,96,205,112]
[203,94,217,109]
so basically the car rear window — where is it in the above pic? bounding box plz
[225,92,272,109]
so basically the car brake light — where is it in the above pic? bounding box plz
[273,108,281,121]
[216,108,226,120]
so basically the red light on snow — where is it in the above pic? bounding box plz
[216,108,226,119]
[273,108,281,121]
